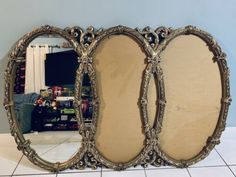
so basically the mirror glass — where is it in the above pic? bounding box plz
[159,34,222,160]
[12,34,87,163]
[94,35,146,163]
[81,73,93,128]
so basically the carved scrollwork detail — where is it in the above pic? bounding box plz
[141,150,169,168]
[65,26,83,41]
[81,26,103,48]
[140,128,168,167]
[207,136,220,145]
[72,152,101,170]
[155,26,173,44]
[136,26,172,50]
[66,26,104,50]
[213,52,227,63]
[3,25,230,171]
[136,27,159,49]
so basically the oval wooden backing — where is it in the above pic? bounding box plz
[94,35,146,163]
[84,26,166,170]
[160,35,221,159]
[155,26,231,167]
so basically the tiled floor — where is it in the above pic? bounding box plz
[24,131,82,163]
[0,127,235,177]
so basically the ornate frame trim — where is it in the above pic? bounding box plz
[73,25,168,170]
[3,25,230,171]
[155,25,232,167]
[3,25,84,172]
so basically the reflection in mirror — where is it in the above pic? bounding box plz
[81,73,93,128]
[12,34,87,163]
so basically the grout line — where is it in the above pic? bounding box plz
[186,168,192,177]
[12,172,56,176]
[11,156,55,176]
[228,166,236,177]
[215,148,231,166]
[145,165,228,170]
[144,168,148,177]
[102,169,146,172]
[38,133,78,156]
[215,148,236,177]
[11,155,24,176]
[188,164,228,168]
[27,131,78,156]
[145,167,175,171]
[58,169,102,174]
[39,144,61,156]
[12,174,56,176]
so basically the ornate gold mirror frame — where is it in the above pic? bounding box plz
[155,26,231,167]
[3,25,85,172]
[3,25,231,172]
[73,26,168,170]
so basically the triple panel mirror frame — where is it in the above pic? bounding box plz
[3,25,231,172]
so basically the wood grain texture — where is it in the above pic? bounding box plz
[94,35,146,163]
[159,35,221,160]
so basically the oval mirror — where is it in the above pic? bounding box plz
[4,26,85,171]
[156,26,231,167]
[81,73,94,128]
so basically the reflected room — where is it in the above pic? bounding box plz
[12,34,92,163]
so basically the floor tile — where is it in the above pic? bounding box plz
[190,149,225,167]
[145,164,174,170]
[103,170,145,177]
[102,165,145,172]
[24,131,82,163]
[219,127,236,139]
[0,134,17,146]
[125,165,145,171]
[12,175,56,177]
[215,128,236,165]
[0,154,18,175]
[60,167,101,173]
[57,171,101,177]
[0,144,23,176]
[13,156,53,175]
[24,131,80,145]
[229,166,236,176]
[188,166,235,177]
[40,142,80,163]
[30,144,58,155]
[1,128,236,176]
[145,168,190,177]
